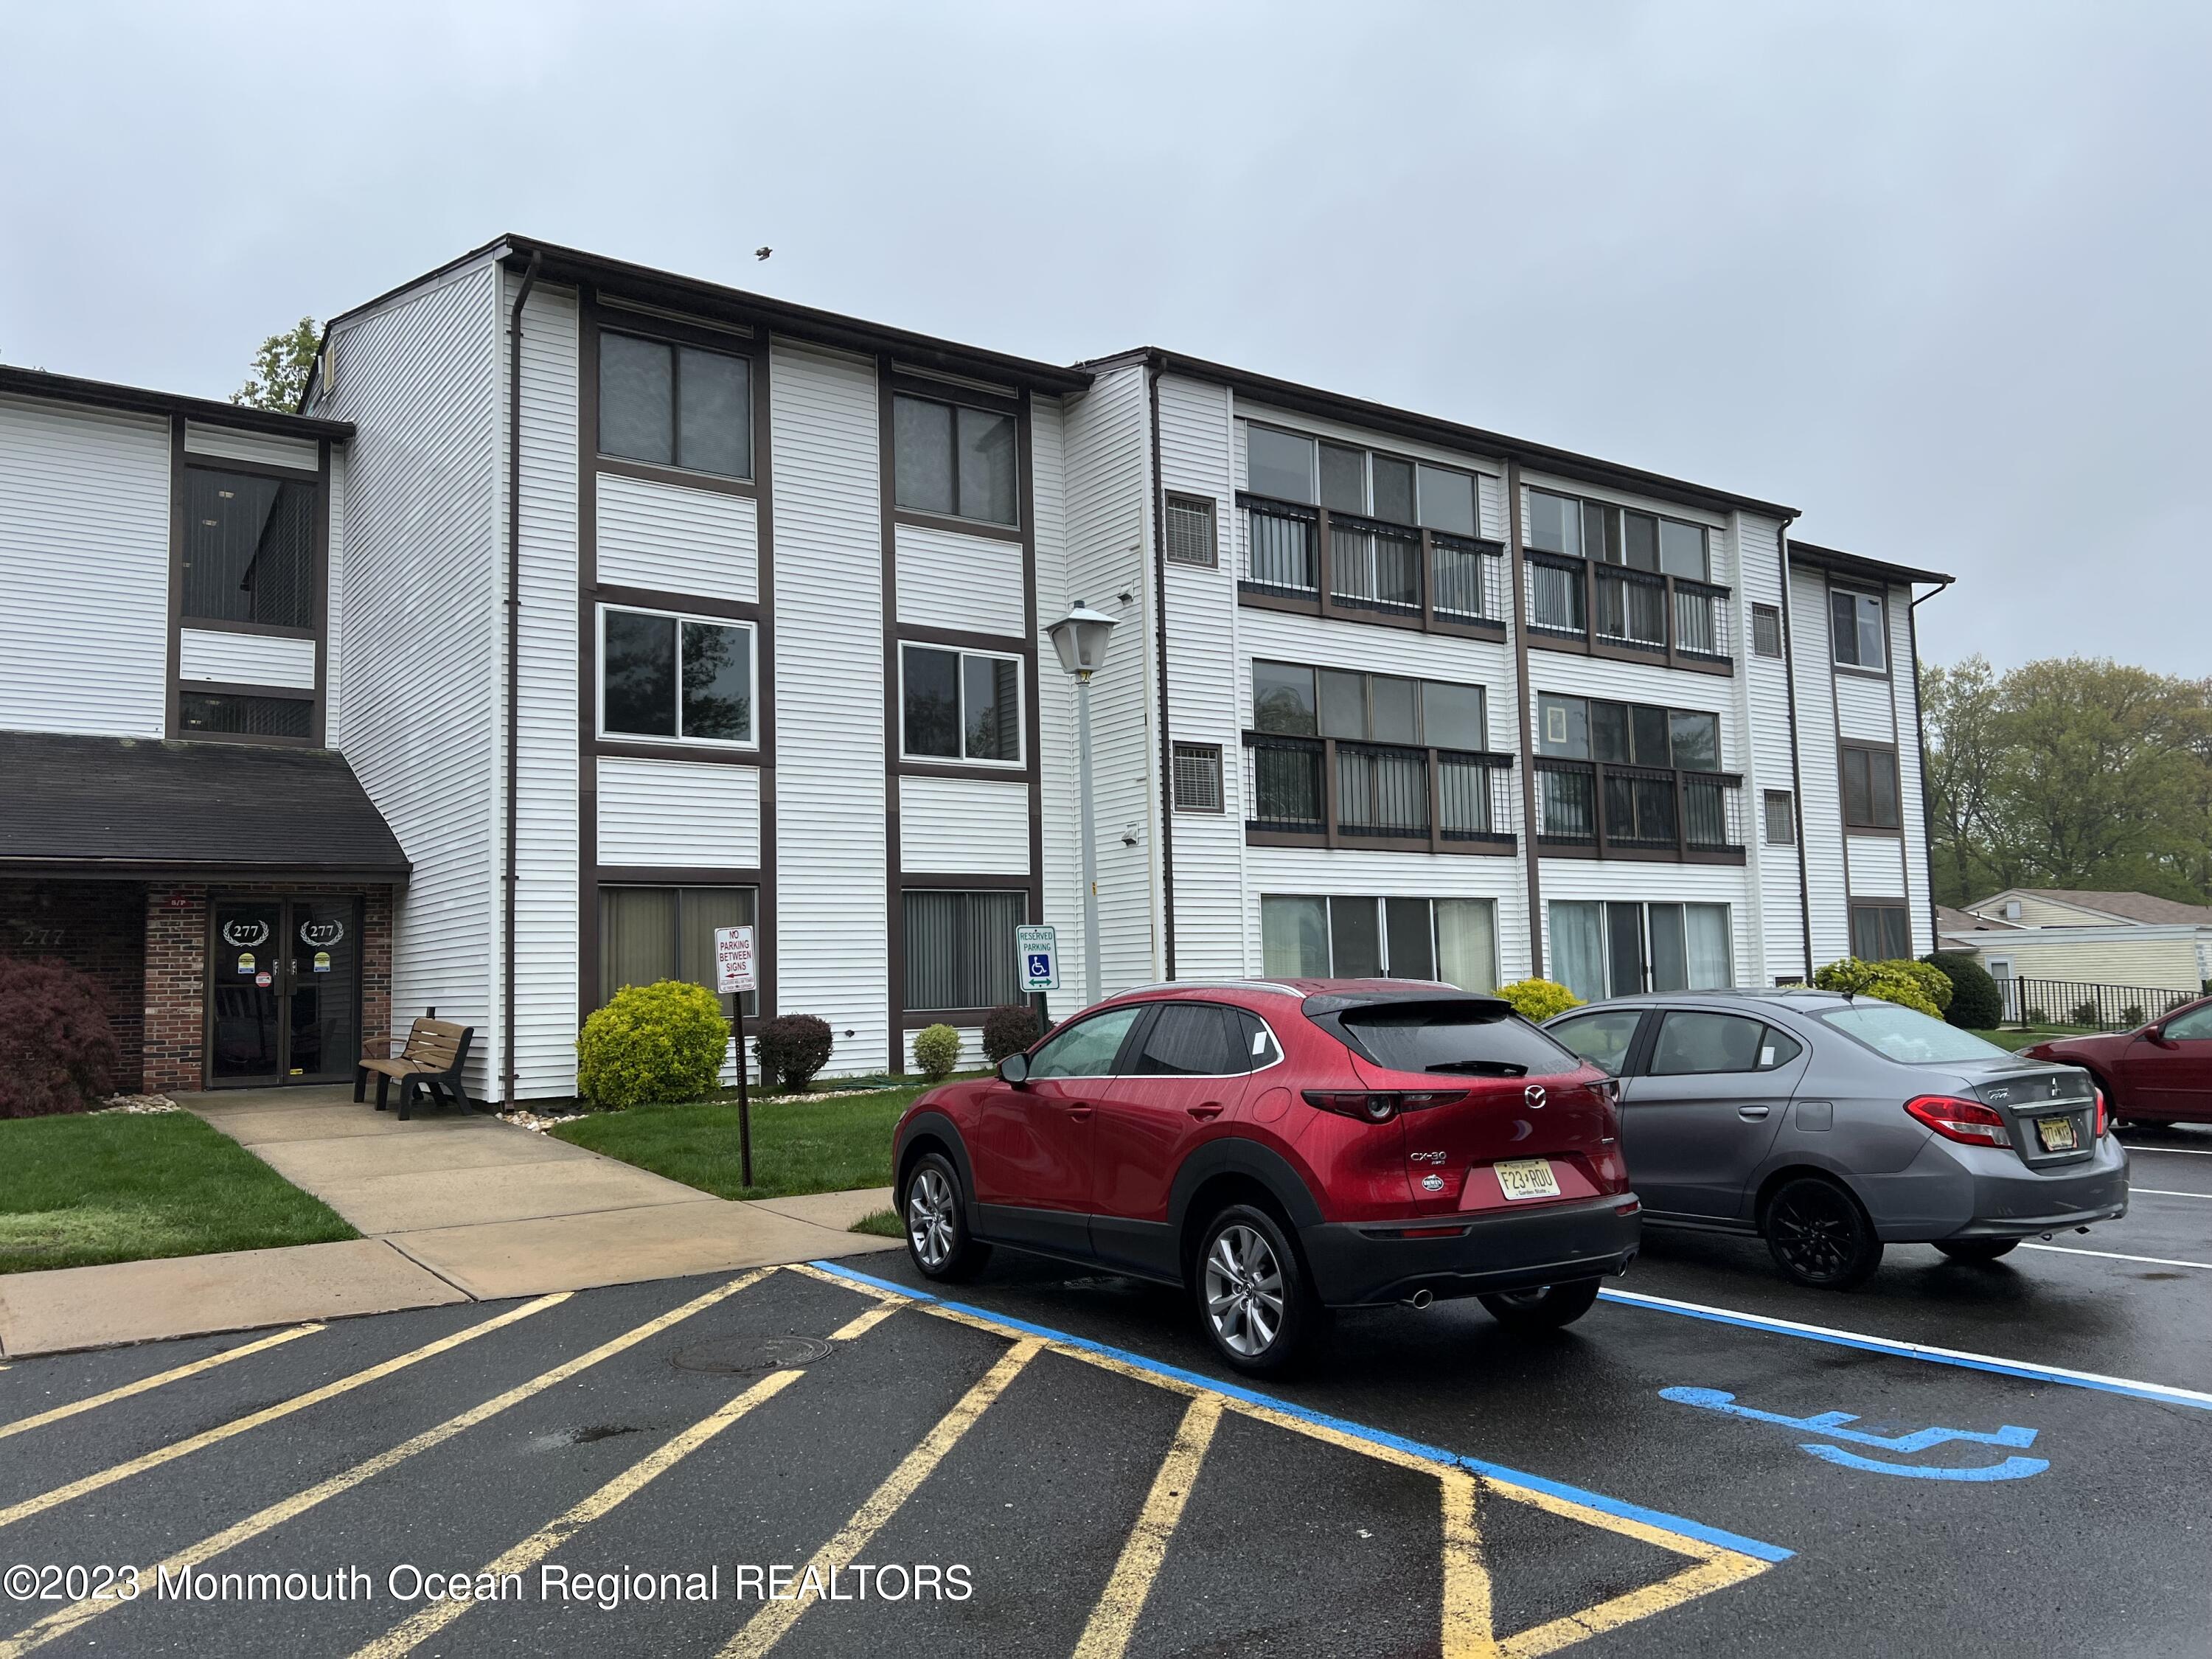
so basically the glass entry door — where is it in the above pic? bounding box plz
[209,897,361,1085]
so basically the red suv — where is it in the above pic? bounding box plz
[893,980,1640,1373]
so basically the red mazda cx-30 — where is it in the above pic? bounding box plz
[892,979,1640,1373]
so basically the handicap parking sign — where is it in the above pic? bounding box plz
[1015,925,1059,992]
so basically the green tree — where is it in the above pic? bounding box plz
[232,317,321,412]
[1922,655,2006,902]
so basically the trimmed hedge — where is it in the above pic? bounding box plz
[1496,978,1584,1023]
[754,1014,835,1093]
[1925,952,2003,1029]
[575,980,728,1110]
[0,956,119,1119]
[912,1023,961,1081]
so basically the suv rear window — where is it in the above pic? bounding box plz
[1327,1000,1582,1077]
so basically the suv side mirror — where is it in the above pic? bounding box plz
[998,1052,1030,1085]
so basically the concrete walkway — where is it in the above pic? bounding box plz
[0,1086,897,1357]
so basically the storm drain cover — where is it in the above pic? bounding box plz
[672,1334,833,1375]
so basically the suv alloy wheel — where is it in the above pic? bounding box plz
[902,1152,992,1281]
[1194,1203,1320,1376]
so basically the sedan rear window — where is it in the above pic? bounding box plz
[1818,1004,2011,1064]
[1330,1001,1582,1077]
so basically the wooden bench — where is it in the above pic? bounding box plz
[355,1015,475,1121]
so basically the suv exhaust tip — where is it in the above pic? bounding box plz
[1405,1288,1434,1310]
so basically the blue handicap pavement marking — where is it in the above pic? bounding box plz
[1660,1386,2051,1482]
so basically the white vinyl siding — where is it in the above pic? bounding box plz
[1891,588,1929,959]
[182,421,319,473]
[1845,834,1907,894]
[1789,563,1849,967]
[177,627,318,689]
[595,470,758,602]
[1832,669,1893,741]
[771,338,889,1071]
[596,755,761,868]
[899,775,1029,874]
[0,397,170,737]
[894,521,1026,639]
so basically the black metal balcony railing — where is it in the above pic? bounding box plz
[1523,552,1733,669]
[1533,757,1745,862]
[1244,732,1515,852]
[1239,493,1507,633]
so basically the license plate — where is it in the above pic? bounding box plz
[2035,1116,2078,1152]
[1495,1158,1562,1201]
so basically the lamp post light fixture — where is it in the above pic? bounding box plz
[1046,600,1119,1004]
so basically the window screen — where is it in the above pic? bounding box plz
[178,692,312,738]
[1752,604,1784,659]
[894,394,1018,526]
[1764,790,1796,845]
[1831,589,1887,669]
[181,467,316,629]
[902,889,1024,1010]
[1172,743,1223,813]
[1165,494,1217,566]
[1842,745,1901,828]
[598,332,751,479]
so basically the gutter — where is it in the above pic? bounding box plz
[1909,577,1956,956]
[502,248,541,1107]
[1147,355,1177,981]
[1778,517,1815,981]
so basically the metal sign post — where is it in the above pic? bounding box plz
[714,925,759,1189]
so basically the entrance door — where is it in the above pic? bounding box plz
[209,897,361,1085]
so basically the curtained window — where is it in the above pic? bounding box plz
[902,889,1025,1012]
[599,886,757,1015]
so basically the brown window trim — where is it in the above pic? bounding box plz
[1840,739,1904,835]
[597,454,757,499]
[1518,549,1736,677]
[177,617,320,642]
[1234,484,1512,644]
[892,505,1024,544]
[1240,730,1518,858]
[181,451,322,486]
[593,584,760,624]
[888,380,1023,535]
[1848,897,1913,959]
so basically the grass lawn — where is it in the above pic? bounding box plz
[549,1078,970,1202]
[0,1113,358,1275]
[1969,1029,2077,1052]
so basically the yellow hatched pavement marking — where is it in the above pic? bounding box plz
[1440,1468,1502,1658]
[1071,1394,1222,1659]
[0,1324,322,1444]
[0,1269,778,1659]
[715,1337,1043,1659]
[349,1367,807,1659]
[0,1297,564,1534]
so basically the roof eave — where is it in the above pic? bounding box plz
[0,366,354,442]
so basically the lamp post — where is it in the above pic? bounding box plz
[1047,600,1119,1004]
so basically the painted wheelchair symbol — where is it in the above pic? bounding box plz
[1660,1387,2048,1481]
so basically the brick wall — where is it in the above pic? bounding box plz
[0,880,147,1091]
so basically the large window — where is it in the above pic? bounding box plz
[903,888,1025,1011]
[1829,588,1887,671]
[181,465,317,629]
[179,691,313,738]
[1549,900,1731,1003]
[599,331,752,479]
[901,644,1021,765]
[1849,901,1910,961]
[600,608,755,745]
[1537,695,1720,771]
[1242,425,1479,537]
[1251,662,1487,749]
[1260,894,1498,991]
[599,886,757,1015]
[894,393,1018,526]
[1526,489,1709,582]
[1841,743,1901,830]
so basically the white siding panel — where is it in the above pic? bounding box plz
[178,627,318,688]
[1031,395,1083,1008]
[1740,515,1804,979]
[900,776,1029,874]
[0,397,170,737]
[596,756,761,868]
[1891,588,1930,957]
[324,445,347,733]
[1845,835,1907,894]
[183,422,318,472]
[894,522,1026,638]
[771,339,889,1072]
[1790,565,1849,967]
[596,470,757,602]
[1833,672,1892,740]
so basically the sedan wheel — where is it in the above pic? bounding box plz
[1194,1204,1318,1376]
[1764,1176,1882,1290]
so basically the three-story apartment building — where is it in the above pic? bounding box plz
[0,234,1947,1102]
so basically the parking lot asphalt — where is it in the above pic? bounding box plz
[0,1122,2205,1658]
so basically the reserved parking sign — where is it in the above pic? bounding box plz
[1015,924,1058,992]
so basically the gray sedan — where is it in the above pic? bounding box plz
[1545,989,2130,1288]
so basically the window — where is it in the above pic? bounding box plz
[599,332,752,479]
[894,394,1017,526]
[1763,790,1796,846]
[1537,695,1720,771]
[1830,588,1887,671]
[178,691,313,738]
[1165,493,1218,567]
[1127,1003,1249,1076]
[1028,1005,1144,1079]
[903,888,1023,1011]
[1849,901,1910,962]
[1172,743,1223,813]
[1550,1009,1644,1077]
[1259,894,1498,991]
[1841,744,1901,830]
[1243,425,1479,535]
[1820,1004,2008,1064]
[1752,604,1784,659]
[600,608,755,745]
[1549,901,1731,1003]
[181,466,316,629]
[901,645,1021,765]
[2162,1004,2212,1040]
[1526,489,1708,582]
[1330,1002,1580,1076]
[599,886,757,1015]
[1251,662,1486,748]
[1648,1012,1803,1076]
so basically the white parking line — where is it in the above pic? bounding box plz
[2132,1188,2212,1200]
[2018,1243,2212,1271]
[2121,1144,2212,1156]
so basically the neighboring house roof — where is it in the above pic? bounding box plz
[1935,904,2016,936]
[0,731,409,880]
[1967,889,2212,928]
[1785,538,1954,591]
[0,364,353,442]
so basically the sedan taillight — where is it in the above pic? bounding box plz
[1904,1093,2011,1148]
[1303,1089,1470,1124]
[2094,1088,2107,1139]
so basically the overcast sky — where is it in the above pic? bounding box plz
[4,2,2203,674]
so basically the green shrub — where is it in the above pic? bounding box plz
[1925,952,2003,1029]
[1812,957,1944,1018]
[1893,959,1952,1015]
[981,1003,1041,1064]
[754,1013,834,1093]
[575,980,728,1110]
[2121,1004,2147,1029]
[2069,1001,2099,1029]
[1495,978,1583,1023]
[912,1023,962,1081]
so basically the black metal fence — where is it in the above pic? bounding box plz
[2001,977,2199,1032]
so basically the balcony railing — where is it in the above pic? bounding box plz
[1239,493,1507,633]
[1522,552,1733,671]
[1532,757,1745,863]
[1244,732,1515,852]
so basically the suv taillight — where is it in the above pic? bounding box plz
[1303,1089,1470,1124]
[1904,1093,2011,1148]
[2094,1088,2107,1139]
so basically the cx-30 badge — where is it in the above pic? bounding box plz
[1525,1085,1548,1110]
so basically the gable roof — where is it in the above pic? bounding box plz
[1935,903,2015,935]
[1968,888,2212,928]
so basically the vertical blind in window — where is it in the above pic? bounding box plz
[599,886,759,1015]
[902,889,1025,1011]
